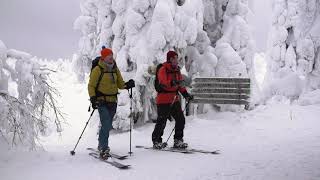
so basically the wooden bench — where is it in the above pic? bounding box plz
[190,77,251,110]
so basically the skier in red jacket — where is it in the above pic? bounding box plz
[152,51,193,149]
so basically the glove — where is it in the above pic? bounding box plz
[171,80,182,86]
[90,96,98,109]
[181,92,193,102]
[125,79,135,89]
[186,94,194,102]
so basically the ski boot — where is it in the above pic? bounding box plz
[153,141,167,149]
[173,139,188,149]
[99,147,110,160]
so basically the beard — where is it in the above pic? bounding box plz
[171,63,178,69]
[105,62,114,69]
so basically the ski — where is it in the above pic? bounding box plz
[135,145,193,154]
[89,152,130,169]
[136,145,220,155]
[87,148,128,160]
[187,148,220,154]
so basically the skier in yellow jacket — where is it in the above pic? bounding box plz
[88,47,135,159]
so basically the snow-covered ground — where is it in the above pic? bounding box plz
[1,61,320,180]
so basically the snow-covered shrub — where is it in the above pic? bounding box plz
[298,89,320,105]
[0,40,63,149]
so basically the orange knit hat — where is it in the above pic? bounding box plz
[101,48,113,59]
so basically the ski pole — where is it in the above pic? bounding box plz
[70,109,96,156]
[128,88,133,155]
[163,99,191,146]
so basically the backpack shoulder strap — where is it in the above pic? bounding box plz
[95,65,104,93]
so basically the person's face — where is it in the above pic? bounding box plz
[103,54,114,65]
[170,55,178,68]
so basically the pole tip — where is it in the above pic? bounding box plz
[70,151,75,156]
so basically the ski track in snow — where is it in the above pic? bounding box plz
[1,63,320,180]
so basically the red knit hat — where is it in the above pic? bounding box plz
[101,48,113,59]
[167,51,178,62]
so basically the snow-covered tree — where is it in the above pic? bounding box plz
[215,0,254,77]
[263,0,320,101]
[74,0,256,128]
[0,40,63,149]
[203,0,227,45]
[73,0,115,82]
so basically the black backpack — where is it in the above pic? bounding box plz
[154,63,165,92]
[90,56,104,94]
[91,56,101,73]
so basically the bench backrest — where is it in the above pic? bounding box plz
[191,77,250,105]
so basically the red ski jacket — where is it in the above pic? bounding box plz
[156,62,188,104]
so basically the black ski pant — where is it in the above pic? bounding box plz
[152,101,185,143]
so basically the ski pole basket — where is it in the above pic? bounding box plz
[191,77,251,109]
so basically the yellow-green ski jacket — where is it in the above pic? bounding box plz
[88,60,126,102]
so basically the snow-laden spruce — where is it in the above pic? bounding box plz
[263,0,320,104]
[0,40,64,149]
[73,0,256,130]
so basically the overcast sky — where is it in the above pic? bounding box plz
[0,0,271,59]
[0,0,81,59]
[250,0,272,52]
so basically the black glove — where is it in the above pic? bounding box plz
[125,79,135,89]
[90,96,98,109]
[171,80,182,86]
[181,92,193,102]
[186,94,194,102]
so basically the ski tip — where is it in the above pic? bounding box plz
[119,165,131,170]
[209,150,220,154]
[118,157,128,160]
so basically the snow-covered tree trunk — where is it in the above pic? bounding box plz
[0,40,63,149]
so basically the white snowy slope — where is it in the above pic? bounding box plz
[1,59,320,180]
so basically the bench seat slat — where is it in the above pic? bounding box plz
[192,98,249,105]
[192,83,250,89]
[192,93,249,100]
[193,77,250,83]
[191,88,250,94]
